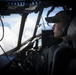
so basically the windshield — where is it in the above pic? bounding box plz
[0,6,63,55]
[0,12,39,55]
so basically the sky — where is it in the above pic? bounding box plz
[0,6,63,55]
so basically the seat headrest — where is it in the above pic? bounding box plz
[67,17,76,40]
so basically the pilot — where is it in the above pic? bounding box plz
[45,10,72,46]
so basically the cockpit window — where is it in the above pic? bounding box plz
[0,14,21,55]
[39,7,63,31]
[21,12,39,43]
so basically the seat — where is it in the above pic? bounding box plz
[51,45,75,75]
